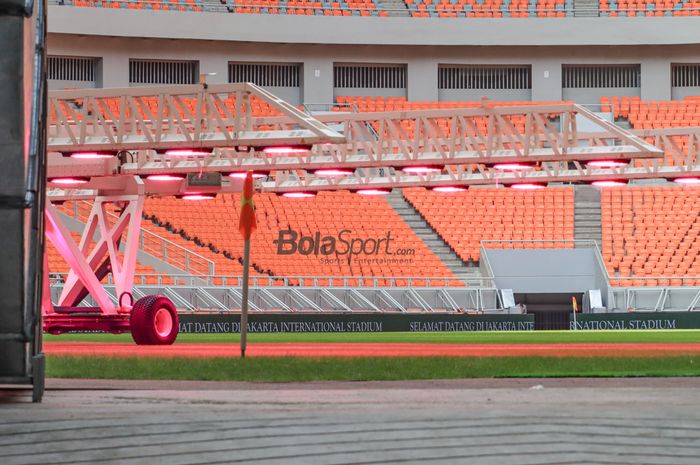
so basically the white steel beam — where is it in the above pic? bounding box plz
[47,84,700,199]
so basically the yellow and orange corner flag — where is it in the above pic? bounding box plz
[239,171,257,240]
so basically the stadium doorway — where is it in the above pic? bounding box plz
[515,293,583,330]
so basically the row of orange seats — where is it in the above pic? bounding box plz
[70,0,203,11]
[60,0,700,15]
[48,201,255,286]
[403,187,575,262]
[601,187,700,285]
[50,94,285,124]
[337,96,568,141]
[602,96,700,126]
[45,231,163,281]
[144,191,455,280]
[601,96,699,167]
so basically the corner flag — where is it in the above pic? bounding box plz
[239,171,257,240]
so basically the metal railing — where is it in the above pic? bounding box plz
[613,276,700,287]
[60,201,216,276]
[48,272,495,288]
[303,102,358,114]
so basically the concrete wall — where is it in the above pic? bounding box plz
[672,86,700,100]
[47,7,700,47]
[563,86,641,103]
[47,31,700,104]
[484,249,609,300]
[439,89,532,101]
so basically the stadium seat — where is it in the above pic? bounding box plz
[143,191,455,283]
[601,186,700,286]
[403,187,575,262]
[54,0,700,16]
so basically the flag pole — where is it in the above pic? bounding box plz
[240,238,250,358]
[238,170,257,359]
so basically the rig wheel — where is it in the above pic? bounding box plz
[130,295,178,345]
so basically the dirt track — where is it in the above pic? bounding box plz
[43,341,700,358]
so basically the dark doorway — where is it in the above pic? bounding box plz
[515,293,583,330]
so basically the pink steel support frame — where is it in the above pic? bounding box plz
[43,193,145,334]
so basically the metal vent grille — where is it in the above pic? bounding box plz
[229,62,301,87]
[672,64,700,88]
[439,65,532,90]
[562,65,641,88]
[47,56,97,81]
[129,59,198,85]
[334,64,406,89]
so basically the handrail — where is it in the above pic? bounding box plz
[303,102,359,113]
[48,272,497,288]
[481,239,598,253]
[61,201,216,276]
[48,0,700,16]
[614,276,700,285]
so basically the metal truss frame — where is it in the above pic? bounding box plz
[48,282,503,313]
[609,286,700,312]
[43,194,144,318]
[45,84,677,199]
[48,82,344,152]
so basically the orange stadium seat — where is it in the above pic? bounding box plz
[143,191,455,284]
[403,187,575,262]
[602,96,700,167]
[58,0,700,16]
[333,96,570,144]
[601,186,700,287]
[45,231,162,280]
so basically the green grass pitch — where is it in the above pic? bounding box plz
[44,330,700,381]
[44,329,700,344]
[46,355,700,382]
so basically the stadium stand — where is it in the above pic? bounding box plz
[335,95,568,111]
[48,93,700,289]
[602,96,700,129]
[68,0,205,11]
[403,187,575,262]
[53,95,285,121]
[333,96,568,142]
[46,202,247,285]
[602,186,700,286]
[601,1,700,16]
[51,0,700,16]
[601,96,699,167]
[143,191,458,286]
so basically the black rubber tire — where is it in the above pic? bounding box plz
[130,295,179,345]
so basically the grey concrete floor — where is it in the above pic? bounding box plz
[1,378,700,465]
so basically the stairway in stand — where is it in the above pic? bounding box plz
[573,0,599,16]
[574,185,603,248]
[375,0,410,16]
[386,189,483,284]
